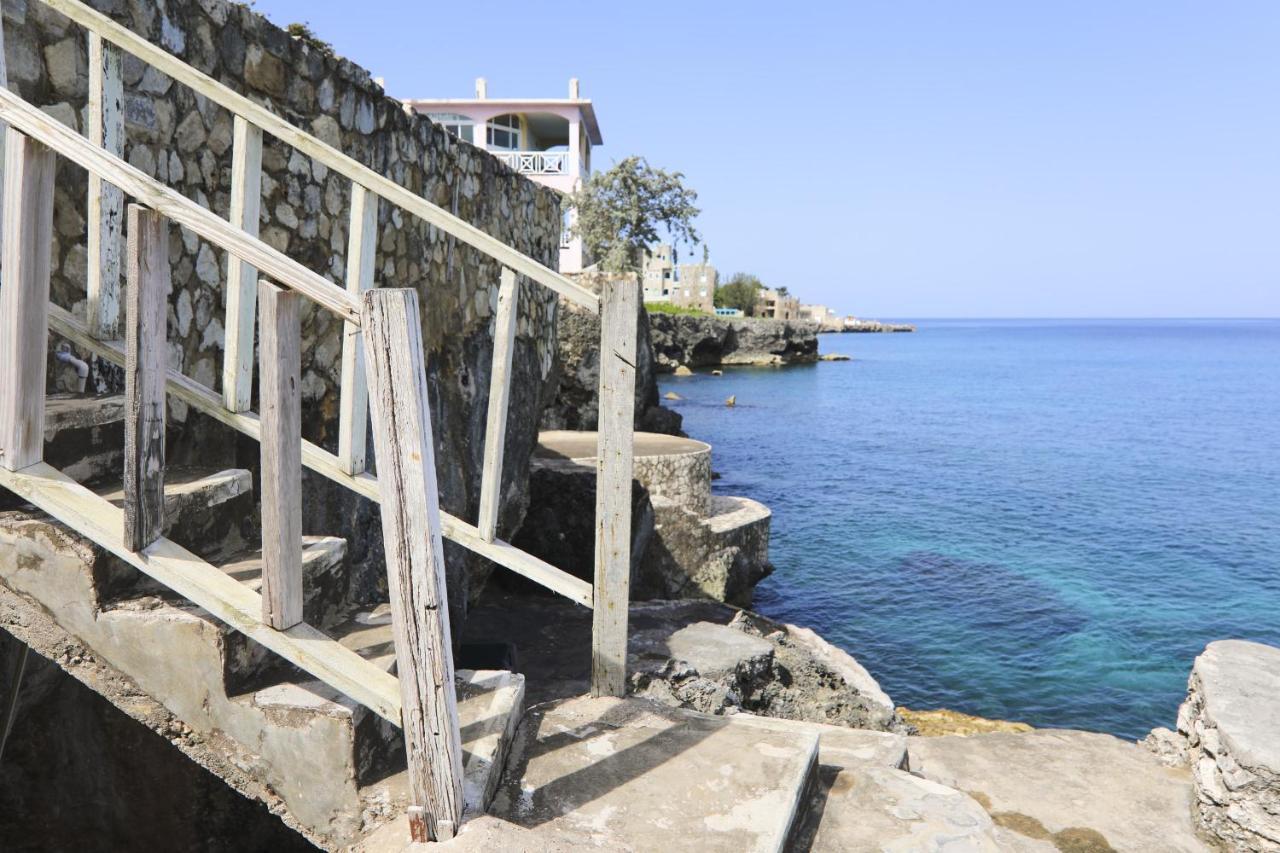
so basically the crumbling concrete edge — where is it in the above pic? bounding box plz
[0,582,325,850]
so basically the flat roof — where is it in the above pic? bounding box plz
[403,98,603,146]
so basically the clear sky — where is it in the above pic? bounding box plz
[250,1,1278,318]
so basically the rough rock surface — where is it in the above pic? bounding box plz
[647,312,819,371]
[908,729,1209,852]
[462,594,904,733]
[540,290,682,435]
[8,0,564,622]
[1176,639,1280,852]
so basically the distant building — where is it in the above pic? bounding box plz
[756,288,800,321]
[404,77,603,274]
[672,263,717,313]
[799,304,842,330]
[642,244,676,302]
[641,245,717,314]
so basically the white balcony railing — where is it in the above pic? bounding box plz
[493,150,569,176]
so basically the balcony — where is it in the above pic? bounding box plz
[493,151,569,176]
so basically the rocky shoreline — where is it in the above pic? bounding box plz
[648,312,820,372]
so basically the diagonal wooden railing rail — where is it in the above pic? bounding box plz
[0,0,639,842]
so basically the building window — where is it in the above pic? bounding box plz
[427,113,474,143]
[487,114,522,150]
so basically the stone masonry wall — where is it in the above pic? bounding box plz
[3,0,562,618]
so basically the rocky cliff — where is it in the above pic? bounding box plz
[648,313,820,372]
[540,279,683,435]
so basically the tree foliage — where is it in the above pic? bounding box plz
[569,156,701,274]
[715,272,765,315]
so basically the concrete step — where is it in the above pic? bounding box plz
[793,765,1009,852]
[95,467,255,558]
[906,729,1209,852]
[486,695,819,853]
[0,508,523,849]
[41,394,126,488]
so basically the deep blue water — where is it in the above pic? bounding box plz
[658,319,1280,739]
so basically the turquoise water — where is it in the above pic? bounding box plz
[658,320,1280,739]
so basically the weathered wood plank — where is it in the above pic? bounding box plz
[590,276,639,697]
[48,303,597,609]
[337,183,376,474]
[0,7,11,241]
[0,132,56,472]
[362,289,464,842]
[258,280,303,630]
[86,32,124,341]
[123,204,169,550]
[36,0,598,313]
[0,88,360,323]
[222,117,264,412]
[476,268,519,541]
[0,462,402,724]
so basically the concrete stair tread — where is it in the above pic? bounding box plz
[488,695,818,853]
[251,669,526,817]
[43,393,125,439]
[705,494,770,532]
[214,535,347,593]
[793,765,1007,852]
[95,466,252,513]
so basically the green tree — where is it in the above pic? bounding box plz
[715,273,764,315]
[568,156,701,274]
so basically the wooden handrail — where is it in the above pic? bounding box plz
[0,89,362,323]
[40,0,599,313]
[45,304,597,609]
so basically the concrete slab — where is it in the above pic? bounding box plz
[489,695,818,853]
[792,765,1006,852]
[907,729,1209,852]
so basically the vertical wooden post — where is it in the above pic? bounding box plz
[590,276,638,698]
[258,280,302,630]
[1,9,10,240]
[87,32,124,341]
[123,204,169,551]
[336,183,376,475]
[476,268,519,541]
[222,117,263,412]
[0,132,56,473]
[362,289,464,843]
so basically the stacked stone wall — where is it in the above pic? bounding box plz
[3,0,563,614]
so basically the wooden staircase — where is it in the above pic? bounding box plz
[0,0,642,843]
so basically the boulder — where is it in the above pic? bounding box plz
[1176,639,1280,852]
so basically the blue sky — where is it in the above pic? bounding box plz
[251,1,1279,318]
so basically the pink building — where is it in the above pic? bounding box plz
[403,78,603,273]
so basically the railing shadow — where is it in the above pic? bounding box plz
[502,699,720,829]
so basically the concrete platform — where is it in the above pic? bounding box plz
[489,695,818,852]
[537,430,713,515]
[907,729,1209,852]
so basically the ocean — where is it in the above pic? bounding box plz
[657,319,1280,740]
